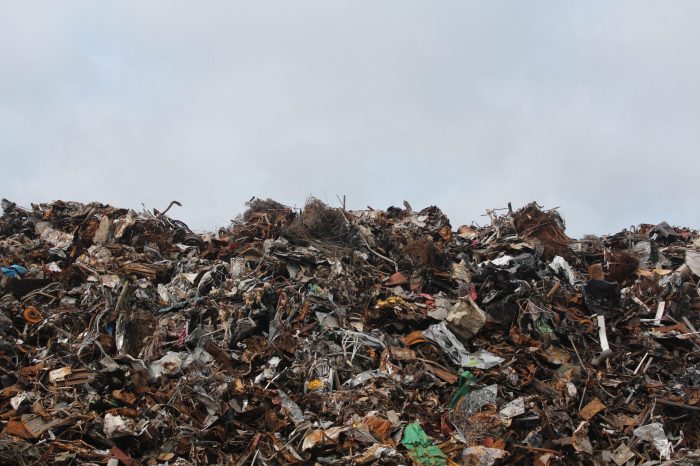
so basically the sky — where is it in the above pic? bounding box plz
[1,2,699,238]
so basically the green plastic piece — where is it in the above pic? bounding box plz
[401,422,448,466]
[448,370,477,409]
[535,318,554,335]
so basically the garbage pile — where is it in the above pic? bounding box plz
[1,197,700,465]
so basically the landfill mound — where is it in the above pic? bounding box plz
[1,198,700,465]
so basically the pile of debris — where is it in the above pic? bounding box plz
[1,196,700,465]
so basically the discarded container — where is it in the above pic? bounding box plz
[445,297,486,342]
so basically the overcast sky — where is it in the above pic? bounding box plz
[2,2,699,237]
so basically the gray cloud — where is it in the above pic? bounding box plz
[1,2,699,236]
